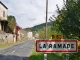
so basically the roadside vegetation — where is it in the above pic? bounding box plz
[0,39,26,48]
[0,43,15,48]
[29,46,80,60]
[28,47,65,60]
[29,0,80,60]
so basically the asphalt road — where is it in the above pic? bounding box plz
[0,40,35,60]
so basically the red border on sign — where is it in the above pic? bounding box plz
[36,40,78,53]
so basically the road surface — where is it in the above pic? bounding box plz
[0,40,35,60]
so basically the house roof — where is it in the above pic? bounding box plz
[0,1,8,9]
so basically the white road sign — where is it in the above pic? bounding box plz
[36,40,78,53]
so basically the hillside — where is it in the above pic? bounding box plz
[24,22,53,31]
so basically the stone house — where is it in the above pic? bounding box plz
[19,29,27,40]
[0,1,8,32]
[0,1,14,44]
[0,1,27,43]
[27,31,33,40]
[13,23,21,42]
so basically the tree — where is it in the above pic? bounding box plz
[7,15,16,33]
[55,0,80,39]
[7,15,16,22]
[37,27,45,39]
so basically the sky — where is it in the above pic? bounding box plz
[0,0,64,28]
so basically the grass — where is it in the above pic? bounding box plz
[28,48,44,60]
[29,41,80,60]
[0,43,15,48]
[28,47,66,60]
[0,40,26,48]
[29,46,80,60]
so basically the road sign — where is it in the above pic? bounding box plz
[78,41,80,46]
[36,40,78,53]
[52,35,63,39]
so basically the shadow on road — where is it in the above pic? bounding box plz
[0,54,28,60]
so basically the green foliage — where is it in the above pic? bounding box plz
[37,24,56,39]
[52,0,80,39]
[7,15,16,31]
[7,15,16,22]
[69,46,80,60]
[8,20,15,31]
[37,27,45,39]
[25,28,32,31]
[49,0,80,59]
[25,22,53,39]
[29,47,80,60]
[29,48,66,60]
[31,22,52,31]
[51,21,62,34]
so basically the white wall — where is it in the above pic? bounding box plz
[0,4,8,20]
[27,32,33,39]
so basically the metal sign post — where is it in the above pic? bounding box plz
[44,53,47,60]
[66,53,69,60]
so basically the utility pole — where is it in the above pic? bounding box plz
[45,0,48,39]
[44,0,48,60]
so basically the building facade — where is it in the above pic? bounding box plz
[0,1,8,32]
[27,31,33,40]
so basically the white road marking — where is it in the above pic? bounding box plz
[12,50,16,53]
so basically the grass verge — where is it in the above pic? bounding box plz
[0,40,26,48]
[0,43,15,48]
[28,47,66,60]
[29,46,80,60]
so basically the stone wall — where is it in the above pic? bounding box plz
[0,30,27,44]
[0,33,14,44]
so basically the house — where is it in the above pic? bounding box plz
[13,23,21,42]
[19,29,27,40]
[0,1,8,32]
[27,31,33,40]
[0,1,14,44]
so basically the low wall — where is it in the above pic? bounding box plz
[0,33,27,44]
[0,33,14,44]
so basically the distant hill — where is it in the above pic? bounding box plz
[24,22,53,31]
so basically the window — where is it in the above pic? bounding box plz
[3,11,5,17]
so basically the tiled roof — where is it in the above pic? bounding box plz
[0,1,8,9]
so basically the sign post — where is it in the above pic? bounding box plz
[44,53,47,60]
[66,53,69,60]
